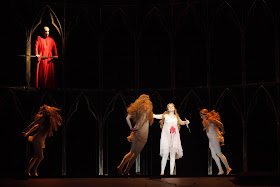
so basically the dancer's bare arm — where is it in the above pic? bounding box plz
[126,114,133,130]
[23,124,39,137]
[23,118,43,137]
[178,117,189,125]
[209,119,225,134]
[153,114,163,119]
[25,121,36,132]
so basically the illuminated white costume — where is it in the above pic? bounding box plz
[160,114,183,175]
[200,109,231,175]
[160,114,183,158]
[207,122,228,174]
[154,103,189,175]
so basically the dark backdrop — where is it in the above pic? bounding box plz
[0,0,279,177]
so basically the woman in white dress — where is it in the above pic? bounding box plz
[199,109,232,175]
[153,103,190,175]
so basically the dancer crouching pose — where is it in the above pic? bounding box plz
[117,94,154,175]
[199,109,232,175]
[23,104,62,176]
[153,103,190,175]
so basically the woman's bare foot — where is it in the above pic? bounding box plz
[24,170,31,177]
[218,171,224,175]
[24,172,31,177]
[34,170,38,177]
[117,166,122,175]
[122,173,130,176]
[226,167,232,175]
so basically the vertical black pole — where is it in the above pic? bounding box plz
[98,0,104,175]
[274,16,280,175]
[240,28,248,173]
[204,0,212,175]
[61,0,67,176]
[26,35,31,89]
[135,1,141,174]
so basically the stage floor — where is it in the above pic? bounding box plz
[0,176,279,187]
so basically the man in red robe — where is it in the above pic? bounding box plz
[35,26,58,88]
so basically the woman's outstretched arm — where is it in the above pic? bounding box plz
[23,118,43,137]
[178,116,190,125]
[25,121,36,132]
[153,114,163,119]
[23,124,39,137]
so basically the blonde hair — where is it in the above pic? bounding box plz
[35,104,62,137]
[200,109,221,132]
[160,103,181,130]
[127,94,154,125]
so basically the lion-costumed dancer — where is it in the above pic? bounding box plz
[117,94,154,175]
[200,109,231,175]
[23,104,62,176]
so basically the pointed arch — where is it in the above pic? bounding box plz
[213,88,245,173]
[65,7,98,41]
[214,88,243,120]
[103,91,129,123]
[211,1,242,86]
[64,7,99,89]
[65,92,99,126]
[103,91,131,175]
[140,6,170,37]
[25,5,64,88]
[65,91,99,176]
[178,89,204,112]
[139,6,171,89]
[103,7,134,36]
[175,2,206,35]
[0,89,25,122]
[28,91,61,122]
[245,0,275,83]
[246,85,278,124]
[150,90,168,110]
[246,0,274,30]
[28,5,63,39]
[102,8,135,89]
[246,85,278,172]
[174,2,207,87]
[212,1,241,31]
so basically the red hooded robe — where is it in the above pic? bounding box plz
[35,36,58,88]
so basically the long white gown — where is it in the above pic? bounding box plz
[160,114,183,159]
